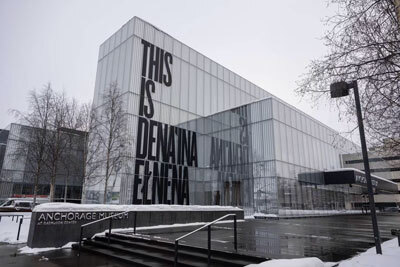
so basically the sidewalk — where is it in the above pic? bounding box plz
[0,243,131,267]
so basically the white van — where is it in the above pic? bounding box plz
[0,197,50,212]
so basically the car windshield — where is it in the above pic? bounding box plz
[1,200,14,207]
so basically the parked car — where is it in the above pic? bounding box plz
[383,206,400,212]
[0,197,49,212]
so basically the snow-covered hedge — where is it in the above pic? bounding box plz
[33,203,242,212]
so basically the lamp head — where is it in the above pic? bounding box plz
[330,81,350,98]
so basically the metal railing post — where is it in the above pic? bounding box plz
[174,240,179,267]
[108,217,112,245]
[79,226,83,255]
[207,225,211,266]
[134,211,137,234]
[78,211,130,255]
[16,217,23,241]
[173,213,238,266]
[233,215,237,252]
[391,229,400,246]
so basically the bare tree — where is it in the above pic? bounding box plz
[12,84,87,203]
[61,98,89,202]
[44,92,87,201]
[45,92,72,201]
[96,82,127,204]
[58,127,86,202]
[11,84,54,205]
[297,0,400,154]
[78,102,102,203]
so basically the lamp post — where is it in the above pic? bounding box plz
[330,80,382,254]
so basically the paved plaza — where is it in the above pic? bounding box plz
[138,213,400,262]
[1,213,399,266]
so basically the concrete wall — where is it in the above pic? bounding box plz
[27,208,243,248]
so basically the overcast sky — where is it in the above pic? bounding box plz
[0,0,357,141]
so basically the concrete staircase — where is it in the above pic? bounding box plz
[73,232,268,267]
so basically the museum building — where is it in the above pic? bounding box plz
[0,123,86,202]
[84,17,398,215]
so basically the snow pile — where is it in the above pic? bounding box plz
[0,213,31,244]
[34,203,242,212]
[247,209,363,218]
[246,257,324,267]
[278,209,363,216]
[245,238,400,267]
[18,242,74,254]
[252,212,278,219]
[337,238,400,267]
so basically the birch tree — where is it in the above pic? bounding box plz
[97,82,127,204]
[78,102,102,202]
[11,84,54,205]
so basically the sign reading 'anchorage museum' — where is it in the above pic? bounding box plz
[133,40,198,205]
[36,211,128,225]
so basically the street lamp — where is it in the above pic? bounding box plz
[330,80,382,254]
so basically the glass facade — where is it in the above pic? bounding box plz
[84,17,361,215]
[0,124,85,202]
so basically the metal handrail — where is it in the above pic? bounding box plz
[78,210,137,254]
[0,214,24,222]
[0,214,25,241]
[174,213,238,267]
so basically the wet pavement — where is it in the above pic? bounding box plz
[138,213,400,262]
[1,213,399,266]
[0,243,131,267]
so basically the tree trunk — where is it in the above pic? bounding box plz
[63,175,68,202]
[81,180,86,204]
[103,161,110,204]
[49,162,57,202]
[33,172,39,207]
[103,129,113,204]
[49,183,55,202]
[81,143,88,204]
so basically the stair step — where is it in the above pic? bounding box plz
[75,243,170,267]
[85,239,224,267]
[96,235,262,266]
[73,231,269,267]
[109,232,267,263]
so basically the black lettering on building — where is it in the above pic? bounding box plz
[133,39,195,204]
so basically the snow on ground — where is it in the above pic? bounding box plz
[18,242,75,254]
[253,212,278,218]
[249,238,400,267]
[278,209,363,216]
[0,212,31,244]
[245,257,325,267]
[246,210,363,219]
[337,237,400,267]
[34,203,242,212]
